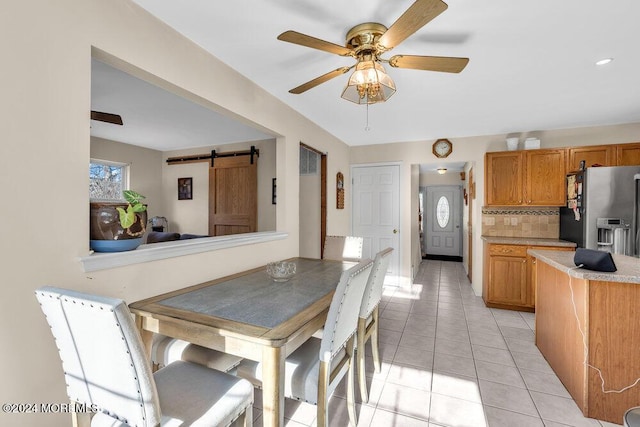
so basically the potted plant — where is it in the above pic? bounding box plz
[90,190,148,252]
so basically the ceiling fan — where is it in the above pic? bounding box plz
[278,0,469,104]
[90,110,123,125]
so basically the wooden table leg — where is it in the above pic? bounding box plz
[70,400,91,427]
[135,315,154,360]
[262,346,285,427]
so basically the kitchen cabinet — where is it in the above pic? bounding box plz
[567,145,615,171]
[616,142,640,166]
[485,151,523,205]
[525,149,566,205]
[485,149,565,206]
[484,244,528,309]
[483,243,574,311]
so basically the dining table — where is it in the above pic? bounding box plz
[129,257,355,427]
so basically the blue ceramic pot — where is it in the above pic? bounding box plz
[90,238,143,253]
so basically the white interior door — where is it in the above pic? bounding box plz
[352,164,400,285]
[425,185,462,257]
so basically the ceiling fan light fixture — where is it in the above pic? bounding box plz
[341,59,396,104]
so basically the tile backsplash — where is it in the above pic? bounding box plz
[482,207,559,238]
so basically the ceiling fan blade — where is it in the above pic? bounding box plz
[289,66,354,94]
[278,30,353,56]
[389,54,469,73]
[90,110,123,125]
[378,0,448,51]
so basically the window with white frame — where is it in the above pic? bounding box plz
[89,159,129,201]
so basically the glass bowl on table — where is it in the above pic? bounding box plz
[266,261,297,282]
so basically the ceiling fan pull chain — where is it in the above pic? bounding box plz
[365,102,371,131]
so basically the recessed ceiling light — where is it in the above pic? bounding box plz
[596,58,613,66]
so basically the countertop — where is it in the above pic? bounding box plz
[528,249,640,283]
[481,236,577,248]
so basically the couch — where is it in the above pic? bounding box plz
[146,231,208,244]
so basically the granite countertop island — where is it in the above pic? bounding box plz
[532,249,640,423]
[481,236,577,248]
[529,249,640,283]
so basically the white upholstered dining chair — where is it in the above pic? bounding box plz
[357,247,393,403]
[323,235,364,262]
[236,259,374,427]
[35,286,254,427]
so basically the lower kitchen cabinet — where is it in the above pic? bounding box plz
[483,243,574,311]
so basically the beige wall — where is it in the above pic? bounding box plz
[91,136,165,218]
[420,170,465,186]
[0,1,350,426]
[490,123,640,151]
[350,122,640,295]
[162,139,277,235]
[92,137,277,236]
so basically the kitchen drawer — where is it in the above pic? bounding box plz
[488,244,528,257]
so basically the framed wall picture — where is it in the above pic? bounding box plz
[178,177,192,200]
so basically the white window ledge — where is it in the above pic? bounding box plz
[79,231,288,272]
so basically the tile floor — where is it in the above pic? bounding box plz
[249,260,624,426]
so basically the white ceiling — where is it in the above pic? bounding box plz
[91,59,272,151]
[95,0,640,150]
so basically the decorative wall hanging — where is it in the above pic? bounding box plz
[178,177,192,200]
[336,172,344,209]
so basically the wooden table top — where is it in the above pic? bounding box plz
[129,258,354,345]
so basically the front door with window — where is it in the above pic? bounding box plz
[425,185,462,257]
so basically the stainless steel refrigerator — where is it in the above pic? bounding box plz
[559,165,640,257]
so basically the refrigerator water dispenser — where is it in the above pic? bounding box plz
[596,218,631,255]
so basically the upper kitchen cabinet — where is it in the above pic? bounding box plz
[616,142,640,166]
[485,149,566,206]
[525,149,566,206]
[485,151,524,205]
[567,145,615,171]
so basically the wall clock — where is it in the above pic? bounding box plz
[432,139,453,158]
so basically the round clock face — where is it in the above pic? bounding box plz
[433,139,452,158]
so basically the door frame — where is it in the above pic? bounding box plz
[299,142,327,258]
[467,167,474,281]
[350,162,402,286]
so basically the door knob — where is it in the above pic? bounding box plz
[393,229,398,234]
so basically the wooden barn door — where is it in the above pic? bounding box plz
[208,155,257,236]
